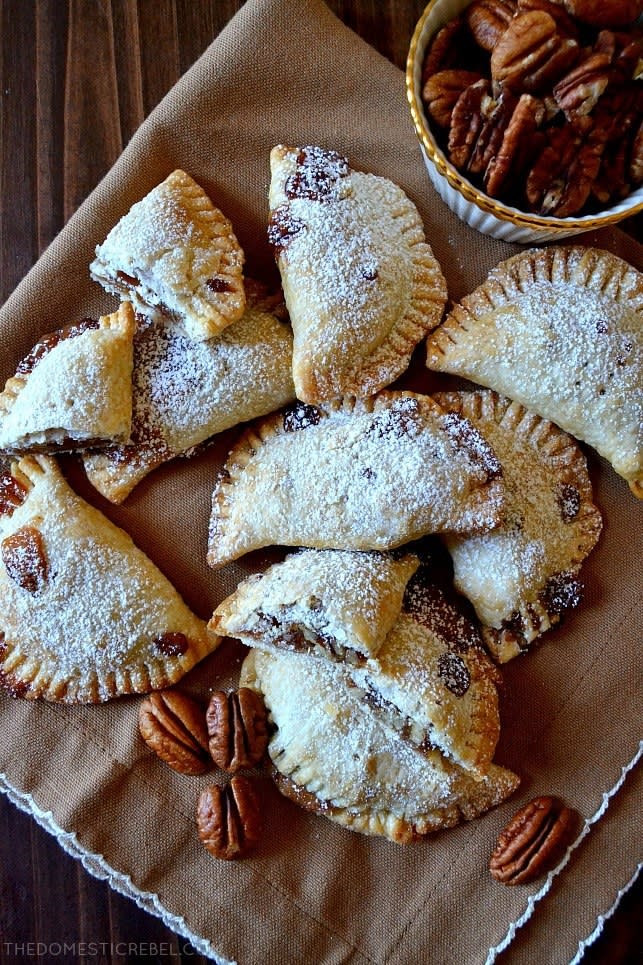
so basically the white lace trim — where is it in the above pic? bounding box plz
[485,740,643,964]
[570,864,641,965]
[0,772,235,965]
[2,745,640,965]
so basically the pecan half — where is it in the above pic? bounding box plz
[138,690,210,775]
[553,50,613,119]
[465,0,518,52]
[422,17,468,80]
[526,123,606,215]
[448,79,492,170]
[197,776,262,860]
[423,69,486,128]
[1,525,47,593]
[562,0,641,29]
[485,93,546,196]
[491,11,579,93]
[518,0,579,40]
[206,687,269,772]
[490,796,578,884]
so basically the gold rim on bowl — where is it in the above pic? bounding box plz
[405,0,643,234]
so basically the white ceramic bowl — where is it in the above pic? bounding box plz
[406,0,643,244]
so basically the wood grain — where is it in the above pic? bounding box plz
[0,2,640,962]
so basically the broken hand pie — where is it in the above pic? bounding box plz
[210,548,420,665]
[216,552,501,779]
[83,285,295,503]
[240,647,518,844]
[434,390,603,663]
[268,145,448,403]
[0,456,218,703]
[0,303,134,455]
[90,169,246,341]
[207,392,505,568]
[425,246,643,497]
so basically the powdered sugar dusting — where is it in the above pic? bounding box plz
[216,396,504,559]
[0,465,205,682]
[252,648,513,827]
[99,308,294,469]
[444,395,602,634]
[450,277,641,479]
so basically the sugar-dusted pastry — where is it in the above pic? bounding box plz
[0,456,219,703]
[240,649,519,843]
[434,390,603,662]
[210,548,419,664]
[348,578,501,778]
[0,303,134,455]
[90,169,245,341]
[425,246,643,497]
[82,285,295,503]
[268,145,447,403]
[207,392,505,568]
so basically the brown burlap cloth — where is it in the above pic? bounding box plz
[0,0,641,961]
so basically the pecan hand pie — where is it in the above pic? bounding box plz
[82,286,295,503]
[210,548,419,664]
[268,145,447,403]
[349,581,502,779]
[240,649,519,843]
[90,169,245,341]
[0,303,134,454]
[425,246,643,497]
[434,390,603,662]
[207,392,505,568]
[0,456,218,703]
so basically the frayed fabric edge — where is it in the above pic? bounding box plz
[0,772,235,965]
[485,740,643,965]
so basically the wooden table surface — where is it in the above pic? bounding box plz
[0,2,640,962]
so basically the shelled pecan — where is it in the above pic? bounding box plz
[423,69,486,128]
[197,776,263,860]
[466,0,518,52]
[490,10,580,93]
[490,796,578,884]
[138,689,211,775]
[206,687,269,772]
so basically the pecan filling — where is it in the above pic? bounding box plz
[15,318,100,376]
[249,612,366,668]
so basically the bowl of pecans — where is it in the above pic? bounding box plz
[406,0,643,243]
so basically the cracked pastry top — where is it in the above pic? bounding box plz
[240,647,518,844]
[0,303,134,455]
[434,390,603,663]
[425,246,643,497]
[82,284,295,504]
[268,145,448,404]
[207,392,506,568]
[210,548,420,664]
[90,169,246,341]
[0,455,219,703]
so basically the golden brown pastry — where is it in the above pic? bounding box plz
[214,550,500,778]
[425,246,643,497]
[268,145,447,403]
[210,548,419,664]
[207,392,506,568]
[90,169,245,341]
[0,303,134,454]
[83,286,295,503]
[0,455,219,703]
[434,390,603,662]
[240,648,519,843]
